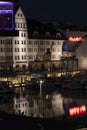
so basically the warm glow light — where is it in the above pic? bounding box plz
[69,105,86,116]
[68,37,84,42]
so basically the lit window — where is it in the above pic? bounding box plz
[21,40,23,44]
[24,48,26,52]
[24,40,26,44]
[22,55,23,60]
[29,41,32,45]
[23,103,24,107]
[22,48,23,52]
[18,56,20,60]
[19,104,20,108]
[24,33,26,37]
[21,33,23,37]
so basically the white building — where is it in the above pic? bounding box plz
[0,6,67,72]
[13,7,29,71]
[0,5,87,71]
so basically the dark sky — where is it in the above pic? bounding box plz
[19,0,87,25]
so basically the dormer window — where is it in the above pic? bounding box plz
[33,31,39,37]
[56,33,61,38]
[45,32,50,37]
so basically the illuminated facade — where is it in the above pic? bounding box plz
[66,31,87,69]
[0,6,67,72]
[13,7,29,70]
[0,6,87,72]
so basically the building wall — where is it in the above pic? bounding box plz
[13,7,65,71]
[51,40,64,60]
[67,31,87,70]
[76,40,87,69]
[0,37,13,69]
[28,39,64,61]
[13,7,29,70]
[0,6,87,71]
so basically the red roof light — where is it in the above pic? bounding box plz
[68,37,84,42]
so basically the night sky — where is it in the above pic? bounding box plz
[19,0,87,25]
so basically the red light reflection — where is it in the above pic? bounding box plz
[69,105,86,116]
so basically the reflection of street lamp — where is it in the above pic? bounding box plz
[37,80,43,117]
[40,80,43,98]
[37,80,43,98]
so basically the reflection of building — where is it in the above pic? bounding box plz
[0,3,87,72]
[52,92,65,117]
[14,95,29,116]
[14,94,39,117]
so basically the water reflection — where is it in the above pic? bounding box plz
[13,86,77,118]
[14,80,87,118]
[0,78,87,119]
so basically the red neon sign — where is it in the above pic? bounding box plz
[69,105,86,116]
[68,37,84,42]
